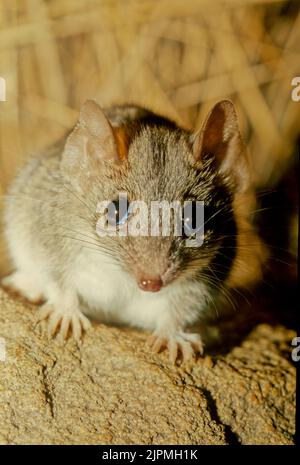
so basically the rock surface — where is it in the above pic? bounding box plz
[0,288,296,445]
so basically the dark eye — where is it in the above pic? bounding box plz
[182,201,204,239]
[107,197,129,227]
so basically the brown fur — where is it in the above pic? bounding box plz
[227,191,268,289]
[114,126,130,161]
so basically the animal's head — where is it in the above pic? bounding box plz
[61,100,254,293]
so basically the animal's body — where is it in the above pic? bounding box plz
[2,100,265,362]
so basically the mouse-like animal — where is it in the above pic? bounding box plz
[2,99,265,363]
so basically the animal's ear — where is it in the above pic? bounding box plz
[192,100,251,192]
[61,100,119,183]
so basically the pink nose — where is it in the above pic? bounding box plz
[138,276,163,292]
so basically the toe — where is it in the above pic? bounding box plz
[180,332,204,355]
[152,337,166,353]
[60,315,72,340]
[48,312,62,337]
[79,314,91,332]
[180,341,195,362]
[168,339,179,365]
[192,340,204,355]
[71,315,82,342]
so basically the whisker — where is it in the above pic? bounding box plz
[62,183,96,216]
[80,246,121,267]
[54,233,123,265]
[58,226,120,254]
[203,204,229,228]
[201,274,238,313]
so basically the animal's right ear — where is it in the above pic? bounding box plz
[191,100,250,192]
[61,100,120,185]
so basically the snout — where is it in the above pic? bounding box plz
[138,276,163,292]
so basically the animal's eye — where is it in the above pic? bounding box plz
[182,201,204,238]
[107,198,129,227]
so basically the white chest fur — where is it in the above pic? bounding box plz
[71,249,179,331]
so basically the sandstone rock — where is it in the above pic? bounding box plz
[0,288,295,445]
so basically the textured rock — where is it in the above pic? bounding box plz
[0,288,296,445]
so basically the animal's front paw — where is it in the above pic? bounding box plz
[147,330,204,364]
[36,304,91,342]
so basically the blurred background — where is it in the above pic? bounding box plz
[0,0,299,279]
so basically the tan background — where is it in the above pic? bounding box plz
[0,0,299,276]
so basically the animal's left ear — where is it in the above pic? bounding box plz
[192,100,251,192]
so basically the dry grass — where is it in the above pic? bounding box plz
[0,0,299,274]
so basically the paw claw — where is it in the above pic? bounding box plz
[147,331,204,364]
[71,315,82,342]
[35,304,91,341]
[59,315,71,341]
